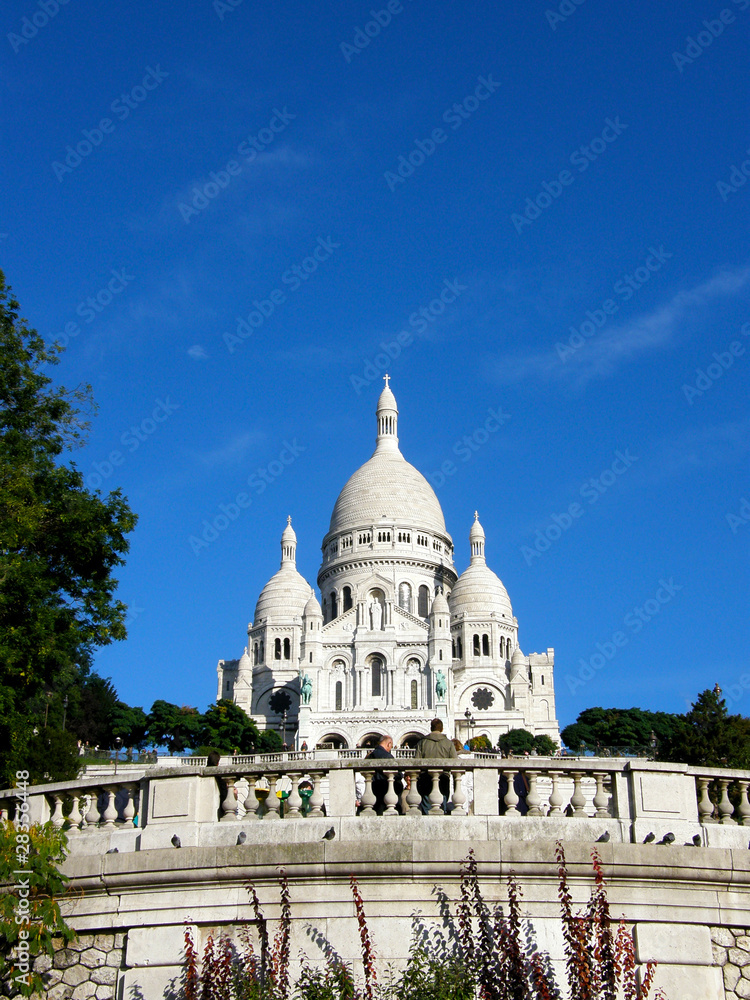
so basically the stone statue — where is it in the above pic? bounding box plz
[301,674,313,705]
[435,669,447,701]
[370,600,382,631]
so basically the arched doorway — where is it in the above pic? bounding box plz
[399,732,425,749]
[316,733,349,750]
[358,732,384,749]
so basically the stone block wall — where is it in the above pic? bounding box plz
[712,926,750,999]
[8,932,125,1000]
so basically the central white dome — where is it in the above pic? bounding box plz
[329,448,447,535]
[328,381,447,537]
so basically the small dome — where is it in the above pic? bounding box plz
[449,563,513,619]
[304,588,322,618]
[281,516,297,543]
[450,516,513,619]
[511,646,525,665]
[238,647,252,671]
[254,563,311,621]
[431,589,450,615]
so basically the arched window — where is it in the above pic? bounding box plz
[418,585,429,618]
[482,634,490,656]
[500,637,505,658]
[330,592,338,619]
[473,634,480,656]
[398,582,412,613]
[452,638,456,657]
[411,679,418,710]
[253,643,258,665]
[371,657,382,697]
[259,640,264,661]
[457,636,463,658]
[343,586,353,612]
[275,638,282,660]
[283,637,291,659]
[439,649,443,660]
[335,681,343,711]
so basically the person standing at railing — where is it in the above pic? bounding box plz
[415,719,457,813]
[365,735,405,815]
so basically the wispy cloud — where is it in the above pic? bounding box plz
[492,265,750,388]
[189,430,266,469]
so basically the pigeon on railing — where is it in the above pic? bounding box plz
[171,834,181,848]
[643,832,655,843]
[658,832,675,845]
[322,827,336,841]
[596,831,610,843]
[236,831,247,845]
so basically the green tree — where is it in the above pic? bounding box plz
[0,821,75,997]
[561,706,685,753]
[196,699,261,754]
[660,688,750,768]
[497,729,535,755]
[0,271,137,785]
[25,729,81,784]
[147,700,202,754]
[110,702,149,750]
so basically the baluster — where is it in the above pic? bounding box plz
[526,770,542,817]
[67,795,82,834]
[737,780,750,826]
[220,777,239,821]
[359,773,376,816]
[427,770,444,815]
[100,787,118,828]
[405,770,421,815]
[502,769,520,817]
[285,774,302,819]
[84,792,99,829]
[382,770,399,817]
[569,772,587,817]
[50,794,65,829]
[592,772,611,818]
[547,771,563,816]
[244,775,260,819]
[696,777,716,823]
[308,774,325,818]
[451,771,467,816]
[717,779,736,824]
[120,784,136,828]
[264,775,281,820]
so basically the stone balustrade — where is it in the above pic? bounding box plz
[3,757,750,852]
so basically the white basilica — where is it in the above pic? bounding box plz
[217,380,559,749]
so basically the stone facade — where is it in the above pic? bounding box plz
[711,926,750,999]
[217,381,559,750]
[9,932,125,1000]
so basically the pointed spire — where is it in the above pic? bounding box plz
[469,512,486,565]
[375,376,399,452]
[281,516,297,565]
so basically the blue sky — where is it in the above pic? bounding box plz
[3,0,749,734]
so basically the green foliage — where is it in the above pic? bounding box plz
[197,700,261,755]
[109,701,149,749]
[256,729,283,753]
[467,735,492,753]
[0,271,137,786]
[561,706,685,754]
[659,688,750,769]
[146,700,202,754]
[531,734,558,756]
[0,821,75,997]
[497,729,555,756]
[25,728,81,784]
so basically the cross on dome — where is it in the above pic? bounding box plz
[383,373,390,388]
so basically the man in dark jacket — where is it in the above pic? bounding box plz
[415,719,457,813]
[366,734,404,814]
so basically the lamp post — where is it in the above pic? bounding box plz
[114,737,122,775]
[282,710,288,748]
[464,707,475,745]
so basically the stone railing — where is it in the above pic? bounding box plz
[3,757,750,851]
